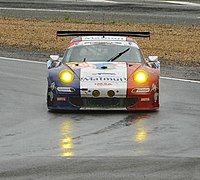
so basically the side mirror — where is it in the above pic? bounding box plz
[147,56,160,71]
[47,55,61,69]
[148,56,158,62]
[50,55,59,61]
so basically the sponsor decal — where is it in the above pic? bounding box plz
[57,87,76,92]
[94,63,117,70]
[82,36,127,41]
[154,92,159,103]
[57,97,66,102]
[117,62,127,64]
[95,82,112,86]
[48,91,54,101]
[48,82,56,101]
[47,60,52,69]
[150,62,160,70]
[132,88,150,93]
[152,83,159,102]
[141,98,150,102]
[67,62,93,69]
[50,82,56,90]
[92,73,116,76]
[81,77,126,82]
[152,83,157,92]
[80,61,127,98]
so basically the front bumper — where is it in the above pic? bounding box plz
[47,94,159,111]
[69,97,138,108]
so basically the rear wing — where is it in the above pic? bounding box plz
[57,31,150,38]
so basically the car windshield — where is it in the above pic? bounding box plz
[63,43,144,63]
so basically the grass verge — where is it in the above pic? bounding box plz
[0,17,199,66]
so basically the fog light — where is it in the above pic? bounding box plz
[92,90,100,97]
[107,90,115,97]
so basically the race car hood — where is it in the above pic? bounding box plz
[66,62,142,82]
[65,62,142,97]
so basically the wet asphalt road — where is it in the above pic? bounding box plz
[0,0,200,178]
[0,57,200,179]
[0,0,200,25]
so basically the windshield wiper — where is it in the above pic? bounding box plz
[107,48,130,62]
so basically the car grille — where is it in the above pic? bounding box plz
[68,97,138,108]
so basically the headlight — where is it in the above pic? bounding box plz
[59,70,74,84]
[133,71,148,84]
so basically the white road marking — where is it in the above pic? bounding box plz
[160,76,200,84]
[0,56,200,84]
[51,0,117,2]
[0,7,89,13]
[86,0,117,3]
[163,1,200,7]
[0,56,46,64]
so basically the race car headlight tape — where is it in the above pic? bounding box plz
[133,71,148,84]
[59,70,74,83]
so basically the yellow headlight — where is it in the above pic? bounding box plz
[59,70,74,84]
[134,71,148,84]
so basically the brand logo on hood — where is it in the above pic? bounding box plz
[81,77,127,82]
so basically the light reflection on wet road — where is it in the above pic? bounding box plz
[57,113,152,157]
[60,120,74,157]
